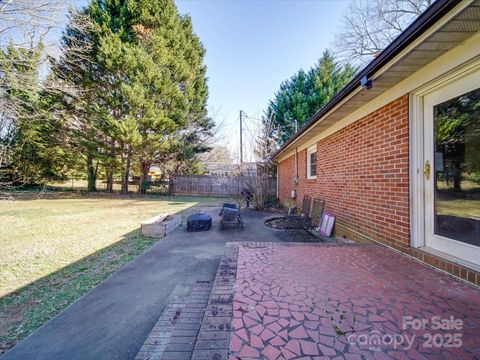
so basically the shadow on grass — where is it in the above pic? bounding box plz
[0,199,210,354]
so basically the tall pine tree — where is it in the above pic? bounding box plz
[267,50,356,144]
[53,0,212,193]
[0,42,65,184]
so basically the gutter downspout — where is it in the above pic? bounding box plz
[294,147,298,181]
[292,147,299,200]
[276,162,279,198]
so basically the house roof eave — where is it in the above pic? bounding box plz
[272,0,463,161]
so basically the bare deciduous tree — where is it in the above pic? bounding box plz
[0,0,66,47]
[0,0,73,195]
[200,145,234,165]
[254,112,277,176]
[334,0,433,65]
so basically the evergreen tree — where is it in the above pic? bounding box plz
[54,0,212,193]
[51,9,106,192]
[267,50,356,144]
[122,0,212,192]
[0,42,65,183]
[255,113,277,176]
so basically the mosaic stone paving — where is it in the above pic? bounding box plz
[230,243,480,359]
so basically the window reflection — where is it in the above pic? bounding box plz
[434,88,480,247]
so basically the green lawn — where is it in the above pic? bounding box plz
[436,198,480,218]
[0,194,225,353]
[436,181,480,218]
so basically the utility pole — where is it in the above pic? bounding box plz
[239,110,243,164]
[294,119,298,133]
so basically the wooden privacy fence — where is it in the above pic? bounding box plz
[171,175,277,197]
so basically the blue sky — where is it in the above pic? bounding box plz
[175,0,349,161]
[50,0,349,161]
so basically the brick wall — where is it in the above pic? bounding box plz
[278,153,295,207]
[278,95,410,250]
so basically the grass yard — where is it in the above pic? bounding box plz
[436,198,480,218]
[0,194,226,353]
[436,183,480,219]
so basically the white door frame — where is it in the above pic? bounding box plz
[410,57,480,268]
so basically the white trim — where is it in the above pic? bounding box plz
[294,147,298,178]
[409,93,425,248]
[410,61,480,266]
[306,145,317,180]
[413,56,480,96]
[423,71,480,266]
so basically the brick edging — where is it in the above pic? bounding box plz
[135,282,212,360]
[135,296,188,360]
[191,244,239,360]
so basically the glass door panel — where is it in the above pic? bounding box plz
[433,88,480,248]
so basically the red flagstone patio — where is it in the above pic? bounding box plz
[229,243,480,359]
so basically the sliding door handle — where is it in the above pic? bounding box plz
[424,160,431,181]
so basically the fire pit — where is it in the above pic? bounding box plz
[264,216,306,230]
[187,213,212,231]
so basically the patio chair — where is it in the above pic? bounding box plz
[284,196,324,230]
[310,198,325,228]
[220,207,244,230]
[219,203,237,216]
[287,195,312,220]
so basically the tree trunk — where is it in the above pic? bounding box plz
[138,162,150,194]
[106,141,116,193]
[121,148,131,194]
[86,153,97,192]
[106,166,114,193]
[452,164,462,190]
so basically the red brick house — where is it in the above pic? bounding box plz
[273,0,480,285]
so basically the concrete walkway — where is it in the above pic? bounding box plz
[1,207,316,360]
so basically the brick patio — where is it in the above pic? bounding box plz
[136,241,480,359]
[230,243,480,359]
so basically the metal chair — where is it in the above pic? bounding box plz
[284,196,324,230]
[286,195,312,222]
[219,203,237,216]
[220,207,244,230]
[310,198,325,228]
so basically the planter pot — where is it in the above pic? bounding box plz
[141,214,182,238]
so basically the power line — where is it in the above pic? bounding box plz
[242,113,262,122]
[243,111,297,133]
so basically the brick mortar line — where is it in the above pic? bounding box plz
[192,244,239,360]
[135,296,188,360]
[135,282,212,360]
[161,282,212,360]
